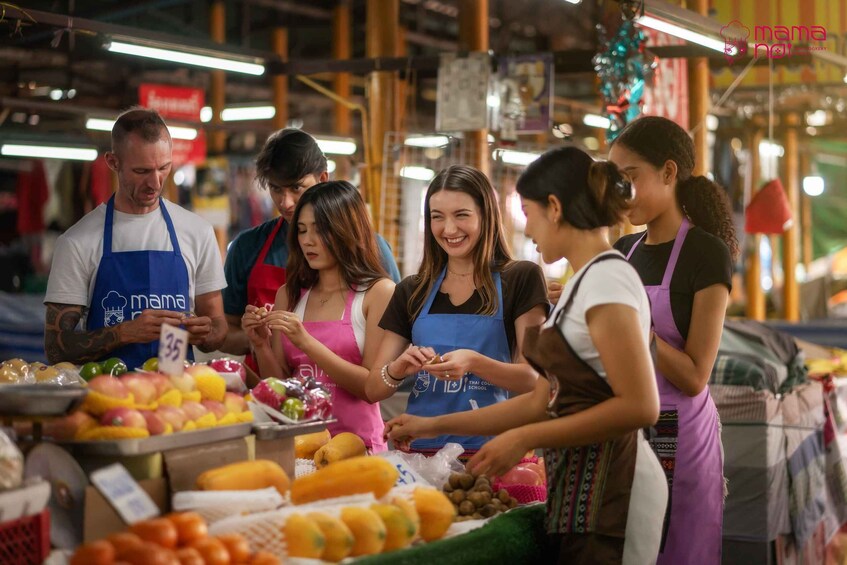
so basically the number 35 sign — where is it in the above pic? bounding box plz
[158,324,189,376]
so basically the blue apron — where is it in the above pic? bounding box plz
[87,196,193,370]
[408,268,511,453]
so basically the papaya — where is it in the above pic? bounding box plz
[307,511,354,562]
[389,495,420,539]
[340,507,386,556]
[371,503,416,551]
[196,459,290,496]
[314,432,366,468]
[413,487,456,541]
[295,429,331,459]
[290,456,398,505]
[283,514,325,559]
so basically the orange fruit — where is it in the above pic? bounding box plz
[216,533,251,563]
[70,540,115,565]
[107,532,144,558]
[250,551,281,565]
[165,512,208,546]
[175,547,205,565]
[192,537,231,565]
[130,518,179,549]
[120,542,174,565]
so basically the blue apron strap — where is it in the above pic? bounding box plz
[158,199,183,256]
[102,195,116,258]
[421,268,447,316]
[493,271,504,320]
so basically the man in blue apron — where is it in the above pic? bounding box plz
[44,108,227,369]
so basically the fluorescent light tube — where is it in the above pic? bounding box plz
[494,149,541,166]
[583,114,611,129]
[220,106,275,121]
[1,144,98,161]
[759,141,784,157]
[316,138,357,155]
[400,166,435,181]
[327,159,337,174]
[404,135,450,148]
[803,176,824,196]
[637,15,732,54]
[86,118,198,140]
[106,40,265,76]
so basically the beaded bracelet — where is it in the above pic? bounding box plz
[380,364,404,388]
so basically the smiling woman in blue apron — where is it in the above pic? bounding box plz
[366,165,548,459]
[610,116,737,565]
[386,148,667,564]
[44,108,228,369]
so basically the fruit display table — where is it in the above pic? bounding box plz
[356,504,549,564]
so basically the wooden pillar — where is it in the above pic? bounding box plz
[782,113,800,321]
[366,0,398,243]
[209,1,226,155]
[746,127,766,320]
[333,2,352,136]
[800,151,813,269]
[271,28,288,131]
[687,0,709,176]
[458,0,489,177]
[209,0,227,257]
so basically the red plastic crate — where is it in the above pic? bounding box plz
[0,509,51,565]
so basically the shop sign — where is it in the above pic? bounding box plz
[642,29,689,130]
[139,84,207,166]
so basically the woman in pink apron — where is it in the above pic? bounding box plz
[386,148,667,563]
[610,116,738,564]
[244,181,394,451]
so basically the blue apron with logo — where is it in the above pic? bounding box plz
[408,268,511,454]
[87,196,193,370]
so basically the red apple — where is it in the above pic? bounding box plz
[169,372,196,393]
[140,411,167,435]
[223,392,247,414]
[156,406,187,432]
[145,373,174,397]
[87,375,130,399]
[101,408,147,429]
[208,358,246,382]
[43,411,98,441]
[499,465,544,487]
[201,400,227,420]
[181,401,209,421]
[120,374,158,405]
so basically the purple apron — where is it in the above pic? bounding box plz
[626,218,723,564]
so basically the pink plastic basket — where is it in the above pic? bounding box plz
[493,457,547,505]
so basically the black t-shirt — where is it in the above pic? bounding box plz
[614,226,733,341]
[379,260,549,355]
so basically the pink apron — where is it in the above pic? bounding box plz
[280,288,386,452]
[626,218,723,564]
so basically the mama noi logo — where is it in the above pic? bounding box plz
[721,19,828,62]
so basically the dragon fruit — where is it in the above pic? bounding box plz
[252,378,287,410]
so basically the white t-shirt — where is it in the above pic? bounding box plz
[544,250,651,378]
[44,200,226,325]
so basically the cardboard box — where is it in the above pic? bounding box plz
[83,478,168,542]
[163,437,251,494]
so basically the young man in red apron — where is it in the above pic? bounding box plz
[221,129,400,380]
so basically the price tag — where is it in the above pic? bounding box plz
[380,453,428,487]
[90,464,160,525]
[158,323,189,376]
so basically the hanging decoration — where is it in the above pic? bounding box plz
[745,179,793,234]
[593,1,657,140]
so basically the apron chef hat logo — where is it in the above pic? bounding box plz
[102,290,128,326]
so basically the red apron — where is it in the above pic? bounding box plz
[245,217,286,373]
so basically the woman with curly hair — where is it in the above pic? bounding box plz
[610,116,737,565]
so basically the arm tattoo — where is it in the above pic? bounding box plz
[44,303,120,364]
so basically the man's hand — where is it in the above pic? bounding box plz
[183,315,214,346]
[118,310,184,344]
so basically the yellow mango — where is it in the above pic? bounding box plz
[371,503,416,551]
[340,507,386,556]
[307,511,354,562]
[413,487,456,541]
[283,513,325,559]
[313,432,366,468]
